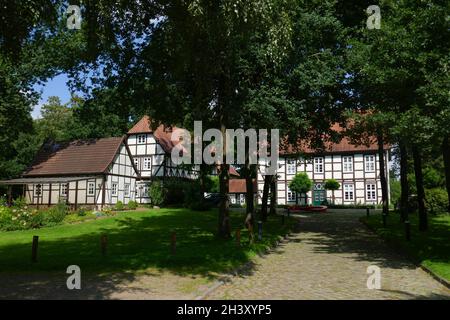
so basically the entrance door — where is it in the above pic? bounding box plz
[313,190,326,205]
[313,183,326,205]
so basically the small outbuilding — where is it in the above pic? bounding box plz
[0,136,139,210]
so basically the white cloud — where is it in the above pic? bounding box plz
[31,102,44,120]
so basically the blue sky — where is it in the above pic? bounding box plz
[32,73,72,119]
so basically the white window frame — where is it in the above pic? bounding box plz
[343,184,354,201]
[365,155,375,172]
[141,185,149,197]
[111,183,118,196]
[133,158,139,170]
[231,196,236,204]
[314,157,324,173]
[366,184,377,201]
[137,134,146,144]
[124,183,130,197]
[60,183,68,196]
[143,157,151,170]
[342,156,353,173]
[87,182,95,196]
[34,184,42,196]
[287,159,296,174]
[287,188,295,202]
[239,194,245,204]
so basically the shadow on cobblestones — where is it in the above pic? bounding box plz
[298,213,415,270]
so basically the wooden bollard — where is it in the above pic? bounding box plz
[281,214,285,225]
[171,231,176,254]
[236,229,241,247]
[31,236,39,263]
[100,234,108,256]
[382,213,387,227]
[257,221,263,241]
[366,207,370,217]
[405,220,411,241]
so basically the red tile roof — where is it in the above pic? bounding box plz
[129,117,387,157]
[128,116,153,134]
[23,137,125,177]
[229,166,240,177]
[128,116,180,153]
[229,178,257,194]
[280,123,386,155]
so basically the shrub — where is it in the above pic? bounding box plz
[101,206,115,216]
[204,175,219,193]
[0,205,46,231]
[425,188,448,214]
[114,201,124,211]
[44,200,68,226]
[183,180,210,211]
[149,181,166,206]
[289,173,312,202]
[324,179,340,191]
[324,179,340,204]
[76,207,87,216]
[127,200,138,210]
[13,196,27,208]
[164,179,186,205]
[0,195,7,206]
[0,206,15,231]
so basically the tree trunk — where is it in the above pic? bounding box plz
[412,146,427,231]
[377,130,389,216]
[199,163,208,196]
[442,136,450,213]
[244,163,255,227]
[399,141,409,222]
[218,120,231,238]
[269,175,277,216]
[261,174,271,222]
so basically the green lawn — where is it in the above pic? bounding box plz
[362,213,450,281]
[0,208,294,276]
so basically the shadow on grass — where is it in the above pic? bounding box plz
[0,209,294,299]
[362,213,450,280]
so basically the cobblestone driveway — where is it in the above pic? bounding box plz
[207,212,450,300]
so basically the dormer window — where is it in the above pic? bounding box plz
[137,134,146,144]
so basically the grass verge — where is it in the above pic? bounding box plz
[0,208,295,276]
[362,213,450,282]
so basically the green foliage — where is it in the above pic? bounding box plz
[149,181,166,206]
[183,180,210,211]
[363,213,450,281]
[164,179,186,205]
[44,200,68,226]
[127,200,138,210]
[390,178,401,208]
[114,201,124,211]
[205,175,219,193]
[425,188,448,215]
[324,179,340,191]
[76,207,87,217]
[0,201,68,232]
[423,167,445,189]
[0,209,295,273]
[288,173,312,195]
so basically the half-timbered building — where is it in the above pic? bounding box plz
[126,116,199,203]
[1,136,138,209]
[257,126,390,206]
